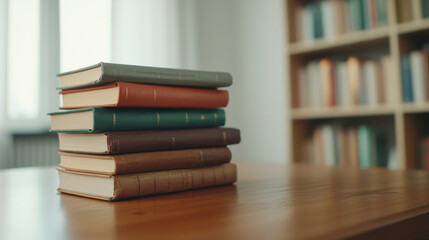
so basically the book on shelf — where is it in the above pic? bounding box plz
[58,147,232,175]
[419,137,429,171]
[306,124,389,168]
[297,56,391,109]
[57,127,241,154]
[401,50,429,103]
[49,107,225,132]
[57,163,237,201]
[58,62,232,90]
[60,82,229,109]
[294,0,388,43]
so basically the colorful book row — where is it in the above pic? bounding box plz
[294,0,388,42]
[297,56,392,109]
[304,124,391,168]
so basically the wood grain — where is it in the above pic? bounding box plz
[2,162,429,239]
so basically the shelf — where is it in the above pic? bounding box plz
[288,27,390,56]
[402,104,429,114]
[397,18,429,35]
[291,106,395,120]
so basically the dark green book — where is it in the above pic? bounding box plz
[312,1,324,39]
[49,108,225,133]
[358,125,388,168]
[422,0,429,18]
[401,54,414,103]
[57,62,233,90]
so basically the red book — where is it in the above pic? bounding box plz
[60,82,229,109]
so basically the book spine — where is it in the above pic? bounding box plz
[113,163,237,200]
[116,82,229,108]
[113,147,231,175]
[358,126,372,167]
[401,55,414,103]
[101,63,233,88]
[410,51,425,103]
[92,108,225,132]
[106,128,241,154]
[423,0,429,18]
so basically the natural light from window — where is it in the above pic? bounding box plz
[60,0,112,72]
[7,0,40,119]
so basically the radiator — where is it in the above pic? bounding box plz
[12,133,59,168]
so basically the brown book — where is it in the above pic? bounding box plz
[347,57,361,105]
[57,163,237,201]
[60,82,228,109]
[58,147,231,175]
[58,128,241,154]
[320,58,334,107]
[346,127,359,167]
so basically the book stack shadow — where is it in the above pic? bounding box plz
[49,62,240,201]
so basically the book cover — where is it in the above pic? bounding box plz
[49,107,225,132]
[401,55,414,103]
[347,57,361,105]
[60,82,229,109]
[320,58,334,107]
[313,1,324,39]
[412,0,423,20]
[59,147,232,175]
[57,163,237,201]
[363,60,378,106]
[321,0,335,39]
[375,0,388,27]
[58,127,241,154]
[410,51,426,103]
[58,62,233,90]
[423,0,429,18]
[358,125,372,167]
[347,127,360,167]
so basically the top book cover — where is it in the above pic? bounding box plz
[57,62,233,90]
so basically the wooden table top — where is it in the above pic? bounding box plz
[1,162,429,240]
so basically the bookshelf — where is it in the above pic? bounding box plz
[285,0,429,170]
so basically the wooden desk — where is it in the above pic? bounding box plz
[1,162,429,240]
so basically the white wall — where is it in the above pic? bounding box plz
[192,0,290,163]
[111,0,290,163]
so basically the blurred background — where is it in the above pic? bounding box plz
[3,0,429,171]
[0,0,289,169]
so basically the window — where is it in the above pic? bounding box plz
[7,0,40,119]
[60,0,112,72]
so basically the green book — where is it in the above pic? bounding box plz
[358,126,372,168]
[358,125,388,168]
[423,0,429,18]
[375,0,388,27]
[57,62,233,90]
[49,108,225,133]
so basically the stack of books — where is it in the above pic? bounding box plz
[49,62,241,201]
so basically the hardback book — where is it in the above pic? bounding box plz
[423,0,429,18]
[358,125,387,168]
[347,57,361,105]
[57,127,241,154]
[58,147,232,175]
[58,62,232,90]
[60,82,228,109]
[410,51,426,103]
[57,163,237,201]
[49,107,225,132]
[401,55,414,103]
